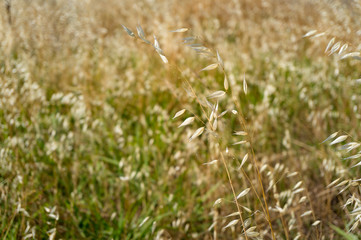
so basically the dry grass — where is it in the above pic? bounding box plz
[1,0,361,239]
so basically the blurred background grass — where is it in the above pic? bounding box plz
[1,0,361,239]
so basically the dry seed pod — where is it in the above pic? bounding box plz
[233,140,247,145]
[234,131,247,136]
[243,73,248,94]
[239,153,249,169]
[303,29,317,38]
[329,135,347,145]
[312,220,321,226]
[300,210,312,217]
[326,178,340,188]
[173,109,186,119]
[213,198,222,206]
[170,28,188,33]
[153,35,164,54]
[216,51,224,68]
[158,53,168,64]
[218,110,228,119]
[203,160,218,165]
[338,43,348,55]
[223,219,239,230]
[121,24,135,37]
[136,25,151,44]
[207,90,225,99]
[329,41,341,55]
[189,127,205,142]
[224,76,229,90]
[322,131,338,143]
[178,117,195,128]
[236,188,250,199]
[201,63,219,71]
[340,52,360,60]
[325,37,335,53]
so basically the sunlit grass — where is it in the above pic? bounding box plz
[1,0,361,239]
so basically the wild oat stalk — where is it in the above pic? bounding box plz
[122,24,279,239]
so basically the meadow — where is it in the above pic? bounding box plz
[1,0,361,239]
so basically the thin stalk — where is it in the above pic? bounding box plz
[240,168,267,214]
[230,87,276,239]
[302,176,320,240]
[280,213,290,240]
[171,65,249,237]
[220,151,249,240]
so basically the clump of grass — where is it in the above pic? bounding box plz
[121,22,332,239]
[304,30,361,236]
[2,0,361,239]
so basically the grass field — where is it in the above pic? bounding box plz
[1,0,361,239]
